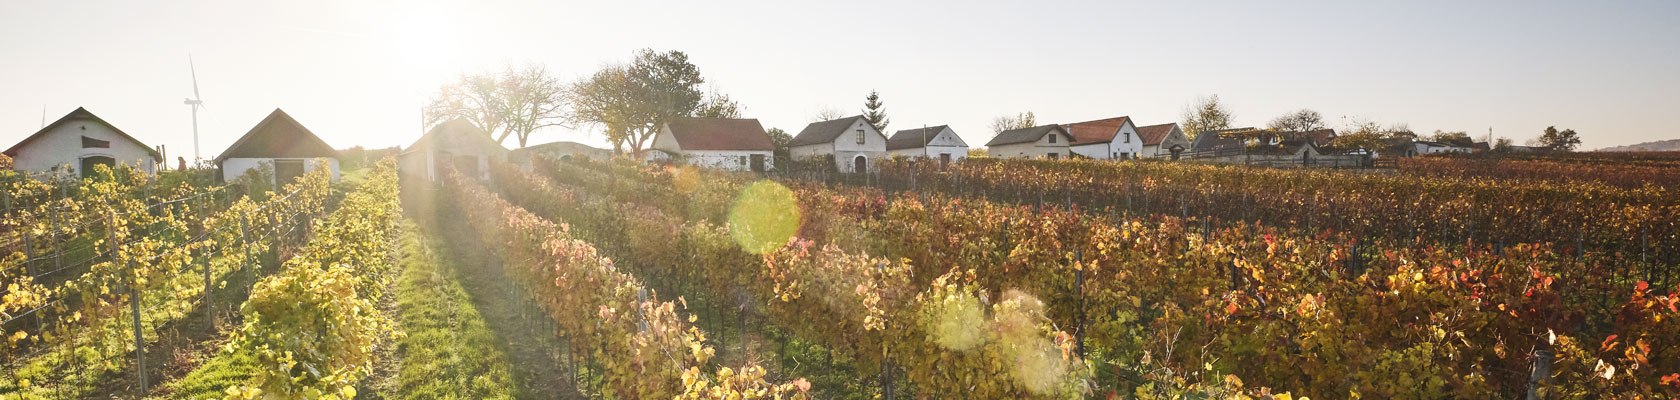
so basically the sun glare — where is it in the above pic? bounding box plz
[383,3,462,96]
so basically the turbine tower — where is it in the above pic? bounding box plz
[184,55,206,161]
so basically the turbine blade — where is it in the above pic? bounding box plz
[189,55,201,100]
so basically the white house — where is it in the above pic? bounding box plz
[1064,116,1144,160]
[985,124,1073,159]
[1414,141,1472,155]
[215,108,341,186]
[4,107,159,177]
[649,117,775,172]
[789,115,888,173]
[886,125,969,165]
[1137,123,1192,159]
[398,118,509,181]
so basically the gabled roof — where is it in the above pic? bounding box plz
[5,107,161,160]
[404,118,509,156]
[1136,123,1180,146]
[215,108,340,162]
[1062,116,1131,145]
[789,115,872,147]
[887,125,960,150]
[986,125,1070,146]
[663,117,773,151]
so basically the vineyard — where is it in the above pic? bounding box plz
[2,152,1676,399]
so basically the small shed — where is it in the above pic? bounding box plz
[398,118,509,181]
[215,108,341,185]
[4,107,160,177]
[985,125,1073,159]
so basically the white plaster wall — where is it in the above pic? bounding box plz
[1070,143,1111,159]
[221,158,340,184]
[10,122,155,175]
[1110,122,1144,158]
[680,150,774,171]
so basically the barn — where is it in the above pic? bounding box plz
[215,108,341,185]
[398,118,509,181]
[4,107,160,177]
[648,117,775,172]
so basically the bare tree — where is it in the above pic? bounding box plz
[425,64,569,148]
[811,106,845,122]
[989,111,1037,134]
[1267,109,1326,132]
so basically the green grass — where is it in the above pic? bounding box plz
[388,221,517,399]
[160,349,261,400]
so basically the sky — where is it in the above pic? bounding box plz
[2,0,1677,160]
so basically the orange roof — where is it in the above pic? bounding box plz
[1135,123,1179,146]
[1062,116,1130,144]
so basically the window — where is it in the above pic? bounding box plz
[1121,152,1130,160]
[81,136,110,148]
[739,156,747,167]
[1047,134,1057,144]
[1124,131,1131,143]
[856,129,866,145]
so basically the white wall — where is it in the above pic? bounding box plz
[221,158,341,184]
[1110,122,1144,158]
[1070,143,1110,159]
[10,121,155,175]
[679,150,774,171]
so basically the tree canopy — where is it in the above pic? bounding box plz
[1538,126,1582,151]
[1266,109,1326,132]
[570,49,729,157]
[989,112,1037,135]
[424,64,569,148]
[1182,95,1233,136]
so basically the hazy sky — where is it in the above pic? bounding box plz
[2,0,1677,158]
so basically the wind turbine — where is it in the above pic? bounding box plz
[183,55,206,161]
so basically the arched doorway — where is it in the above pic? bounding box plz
[79,156,115,178]
[853,155,867,173]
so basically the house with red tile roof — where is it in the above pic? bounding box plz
[1137,123,1191,159]
[1063,116,1144,160]
[649,117,775,172]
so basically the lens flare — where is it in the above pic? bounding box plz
[728,180,801,254]
[929,291,985,351]
[669,165,700,194]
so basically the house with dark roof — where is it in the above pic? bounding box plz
[1137,123,1191,159]
[985,124,1073,159]
[1190,128,1254,154]
[789,116,888,173]
[649,117,775,172]
[398,118,509,181]
[215,108,341,185]
[4,107,161,177]
[1062,116,1144,160]
[886,125,968,164]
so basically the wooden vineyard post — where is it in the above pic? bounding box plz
[1526,349,1553,400]
[1074,250,1087,358]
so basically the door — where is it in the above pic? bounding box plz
[274,159,306,188]
[853,155,867,173]
[939,153,952,168]
[454,155,480,179]
[80,156,115,178]
[750,154,766,172]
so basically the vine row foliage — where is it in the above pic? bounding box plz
[222,158,401,399]
[535,157,1680,399]
[1,164,331,397]
[503,159,1092,398]
[439,167,811,399]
